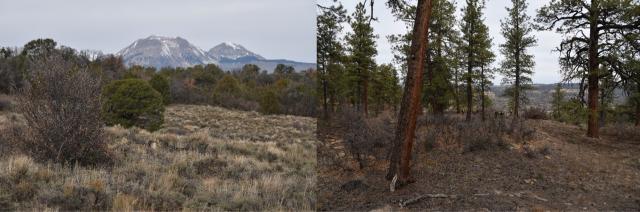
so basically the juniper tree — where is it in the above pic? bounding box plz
[499,0,537,118]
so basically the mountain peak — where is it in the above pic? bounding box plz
[117,35,216,69]
[208,42,265,60]
[220,42,242,49]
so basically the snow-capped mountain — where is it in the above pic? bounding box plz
[117,36,315,72]
[207,42,265,61]
[117,36,216,69]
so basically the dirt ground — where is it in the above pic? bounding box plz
[317,119,640,211]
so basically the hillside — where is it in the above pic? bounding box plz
[0,104,316,211]
[317,115,640,211]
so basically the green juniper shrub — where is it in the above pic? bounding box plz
[102,79,164,131]
[259,89,281,114]
[213,74,242,96]
[149,74,171,105]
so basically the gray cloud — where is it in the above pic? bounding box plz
[0,0,316,63]
[338,0,563,84]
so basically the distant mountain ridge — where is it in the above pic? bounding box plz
[116,36,315,72]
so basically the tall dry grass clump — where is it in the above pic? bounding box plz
[12,53,111,166]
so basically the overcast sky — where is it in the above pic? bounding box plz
[337,0,564,84]
[0,0,316,63]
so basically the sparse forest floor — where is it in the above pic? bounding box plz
[0,104,316,211]
[317,114,640,211]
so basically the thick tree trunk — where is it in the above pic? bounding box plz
[586,1,600,138]
[386,0,433,185]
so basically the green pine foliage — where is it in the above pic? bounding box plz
[423,0,460,113]
[499,0,536,117]
[345,2,377,113]
[318,2,348,117]
[460,0,494,118]
[370,64,402,114]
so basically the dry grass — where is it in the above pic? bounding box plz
[0,104,316,211]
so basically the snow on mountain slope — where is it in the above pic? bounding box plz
[117,36,314,72]
[117,35,217,69]
[207,42,265,61]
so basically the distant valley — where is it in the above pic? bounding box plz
[116,35,315,72]
[488,83,628,112]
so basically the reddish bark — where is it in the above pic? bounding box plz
[386,0,433,186]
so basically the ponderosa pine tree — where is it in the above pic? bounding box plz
[460,0,489,121]
[424,0,459,114]
[536,0,640,138]
[345,2,377,115]
[499,0,536,119]
[370,64,402,114]
[317,2,347,118]
[476,20,495,121]
[385,0,434,188]
[387,0,459,115]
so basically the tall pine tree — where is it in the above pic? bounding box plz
[460,0,491,121]
[536,0,640,137]
[317,2,348,118]
[424,0,459,114]
[345,2,378,115]
[499,0,536,118]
